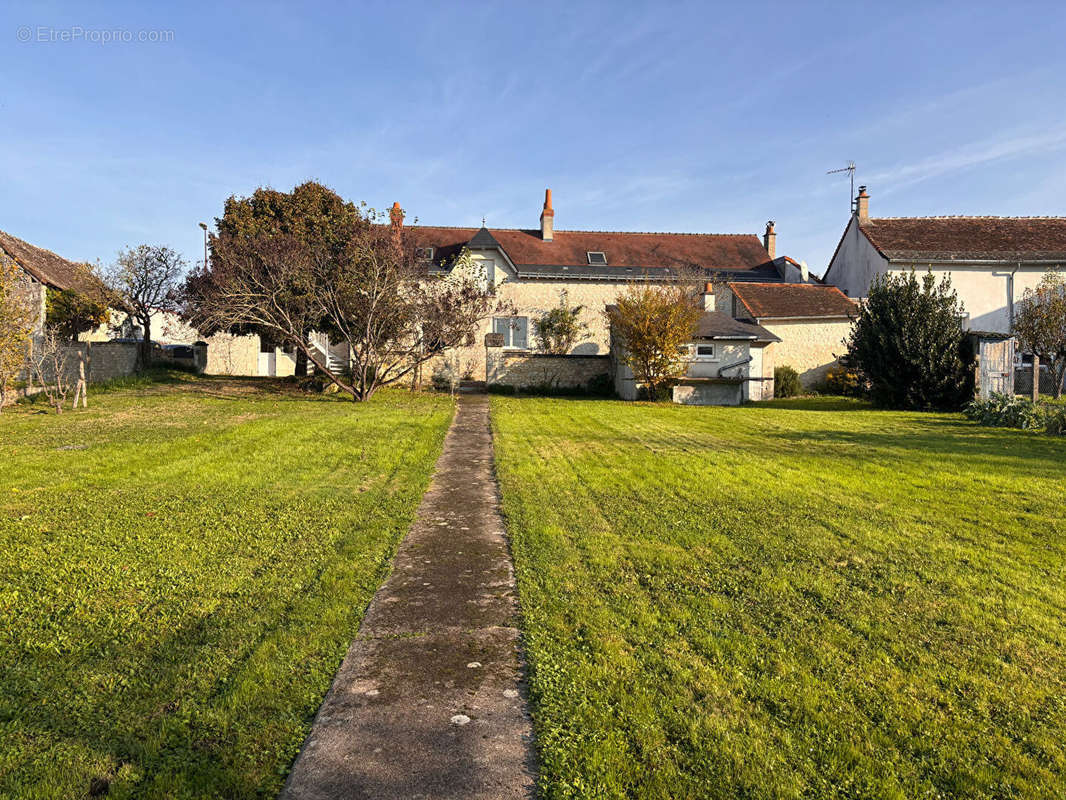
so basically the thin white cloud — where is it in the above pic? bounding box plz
[870,127,1066,194]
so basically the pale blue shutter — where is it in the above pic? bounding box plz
[513,317,528,349]
[493,317,511,347]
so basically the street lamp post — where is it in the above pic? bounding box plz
[198,222,208,268]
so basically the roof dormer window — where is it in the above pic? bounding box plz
[587,251,607,265]
[415,247,435,262]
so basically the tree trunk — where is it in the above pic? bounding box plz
[1031,354,1040,403]
[300,342,361,401]
[1055,360,1065,400]
[295,347,308,378]
[139,316,153,371]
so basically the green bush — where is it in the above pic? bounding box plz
[774,366,802,398]
[964,393,1065,435]
[845,271,971,410]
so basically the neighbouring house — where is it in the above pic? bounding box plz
[824,186,1066,333]
[0,229,103,335]
[404,190,816,385]
[718,281,857,386]
[0,229,149,385]
[609,287,779,405]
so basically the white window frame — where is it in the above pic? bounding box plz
[493,316,529,350]
[689,342,717,361]
[587,251,608,265]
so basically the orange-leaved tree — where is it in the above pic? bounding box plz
[606,282,702,400]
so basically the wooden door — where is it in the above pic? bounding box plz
[979,338,1015,399]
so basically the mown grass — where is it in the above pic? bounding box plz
[492,396,1066,799]
[0,375,453,798]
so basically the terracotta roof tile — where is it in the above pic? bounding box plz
[729,282,857,320]
[859,217,1066,261]
[408,225,773,274]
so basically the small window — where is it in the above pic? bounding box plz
[587,251,607,265]
[492,316,529,349]
[690,343,716,360]
[415,246,435,262]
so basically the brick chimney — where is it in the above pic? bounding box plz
[540,188,554,241]
[856,186,869,223]
[703,282,716,311]
[389,201,404,229]
[763,220,776,260]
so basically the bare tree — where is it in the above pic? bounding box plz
[0,257,36,411]
[183,209,503,401]
[1013,269,1066,399]
[107,245,185,368]
[27,328,73,413]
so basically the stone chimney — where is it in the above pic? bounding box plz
[856,186,869,223]
[390,201,404,229]
[540,188,554,241]
[703,282,716,311]
[763,220,776,259]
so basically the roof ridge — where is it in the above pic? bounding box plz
[0,229,83,265]
[729,281,837,288]
[867,215,1066,221]
[406,224,758,237]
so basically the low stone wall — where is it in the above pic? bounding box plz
[486,346,610,391]
[26,341,140,386]
[84,341,140,382]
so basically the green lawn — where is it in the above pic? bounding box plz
[0,376,453,798]
[492,396,1066,799]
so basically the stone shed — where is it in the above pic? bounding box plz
[720,281,858,387]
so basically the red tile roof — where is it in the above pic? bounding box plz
[729,282,857,320]
[408,226,773,272]
[0,229,100,293]
[859,217,1066,261]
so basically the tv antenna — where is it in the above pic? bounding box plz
[827,161,856,212]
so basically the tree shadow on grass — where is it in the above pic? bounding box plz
[764,418,1066,478]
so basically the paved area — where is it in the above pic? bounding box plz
[281,393,536,800]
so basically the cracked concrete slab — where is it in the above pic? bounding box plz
[280,393,536,800]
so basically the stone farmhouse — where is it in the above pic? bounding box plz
[0,229,102,336]
[824,186,1066,333]
[405,190,822,387]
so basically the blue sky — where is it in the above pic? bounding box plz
[4,1,1066,276]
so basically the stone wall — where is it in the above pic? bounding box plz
[84,341,140,381]
[204,332,260,375]
[26,340,140,386]
[485,345,609,391]
[761,319,852,387]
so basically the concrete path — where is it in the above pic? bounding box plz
[281,393,536,800]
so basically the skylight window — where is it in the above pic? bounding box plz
[587,251,607,265]
[415,246,435,262]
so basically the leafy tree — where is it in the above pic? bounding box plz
[533,293,588,354]
[107,245,185,368]
[1013,269,1066,399]
[606,283,702,400]
[209,181,364,376]
[184,202,502,401]
[0,256,36,411]
[844,270,970,410]
[45,274,110,341]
